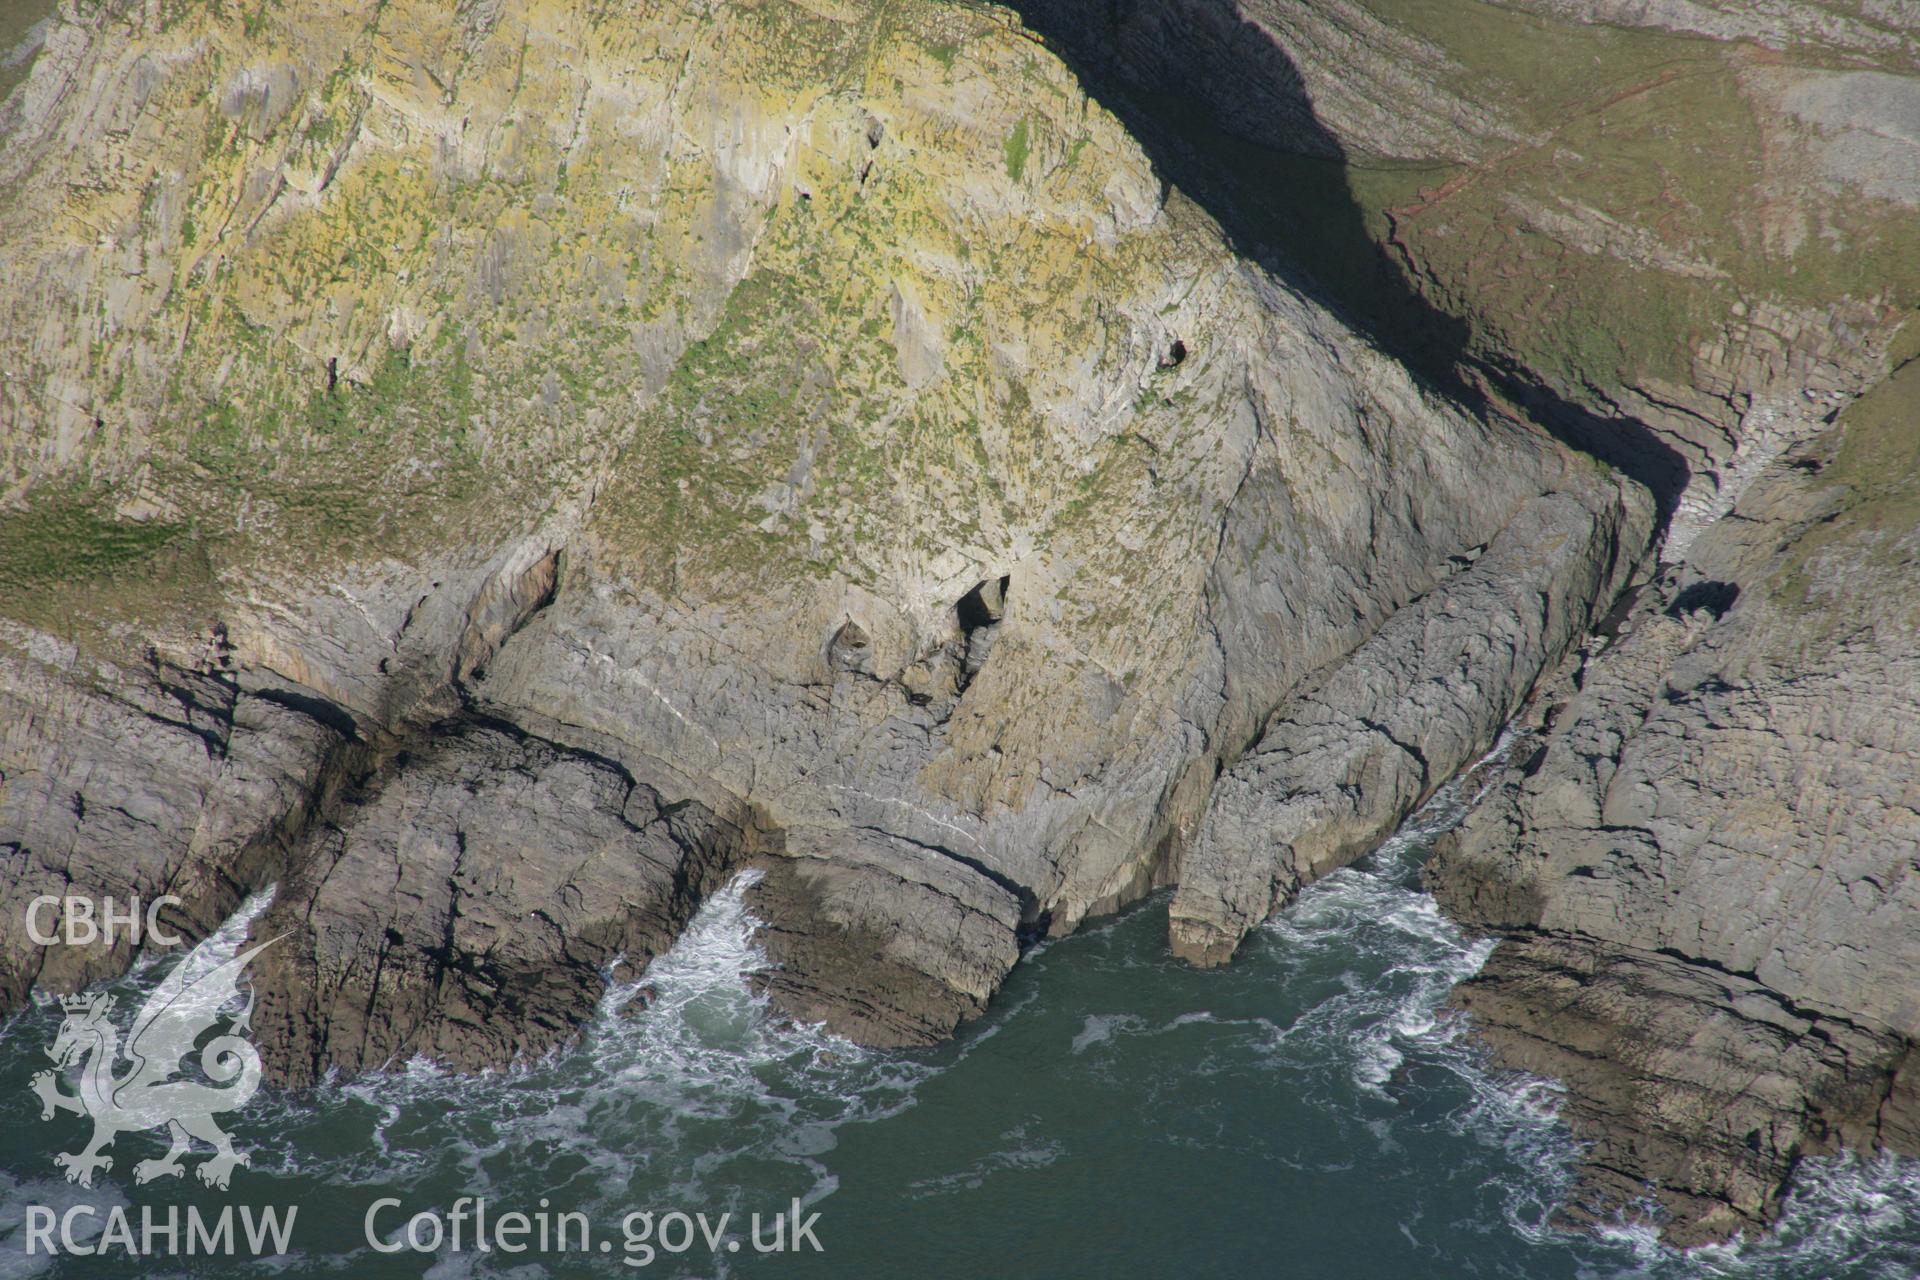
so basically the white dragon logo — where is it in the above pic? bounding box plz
[31,936,278,1190]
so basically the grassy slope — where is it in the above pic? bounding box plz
[1767,341,1920,617]
[1223,0,1920,406]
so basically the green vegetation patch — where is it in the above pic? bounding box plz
[0,0,59,104]
[1003,118,1031,183]
[1768,355,1920,615]
[0,487,186,592]
[0,484,222,648]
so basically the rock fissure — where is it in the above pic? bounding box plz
[4,0,1918,1249]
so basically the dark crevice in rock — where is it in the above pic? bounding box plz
[827,619,872,673]
[854,823,1042,930]
[249,684,363,741]
[956,574,1009,632]
[1590,579,1647,645]
[1016,909,1054,949]
[452,547,561,693]
[252,697,754,1084]
[1356,713,1432,794]
[4,546,758,1087]
[133,706,229,760]
[1668,579,1740,619]
[147,665,239,756]
[955,574,1010,693]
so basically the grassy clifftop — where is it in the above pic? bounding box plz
[1357,0,1918,396]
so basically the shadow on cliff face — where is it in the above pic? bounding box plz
[1006,0,1691,526]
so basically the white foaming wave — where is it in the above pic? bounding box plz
[0,1174,131,1280]
[13,884,279,1017]
[1258,863,1502,1098]
[1440,1050,1581,1243]
[131,885,281,1027]
[1753,1153,1920,1278]
[1070,1013,1148,1055]
[1583,1153,1920,1280]
[1365,745,1920,1278]
[1353,1031,1404,1091]
[268,871,942,1226]
[1553,1156,1920,1280]
[1370,725,1530,871]
[204,885,279,959]
[1251,725,1920,1278]
[1252,725,1586,1226]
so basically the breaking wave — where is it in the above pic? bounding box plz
[5,735,1920,1277]
[1239,733,1920,1280]
[252,870,938,1230]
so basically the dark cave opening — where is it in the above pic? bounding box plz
[956,575,1011,634]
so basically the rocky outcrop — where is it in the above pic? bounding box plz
[4,0,1917,1252]
[1429,356,1920,1241]
[252,717,747,1085]
[0,628,338,1005]
[744,830,1025,1049]
[0,0,1642,1073]
[1007,0,1920,1241]
[1447,937,1920,1247]
[1170,481,1649,964]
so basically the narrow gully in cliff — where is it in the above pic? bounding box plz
[7,0,1918,1270]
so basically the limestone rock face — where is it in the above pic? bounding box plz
[1011,0,1920,1241]
[0,629,339,1005]
[1444,937,1919,1247]
[6,0,1918,1251]
[251,719,743,1084]
[1430,358,1920,1241]
[0,0,1632,1072]
[1171,484,1650,965]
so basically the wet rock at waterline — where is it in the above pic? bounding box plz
[3,0,1920,1257]
[1430,361,1920,1242]
[1171,484,1649,967]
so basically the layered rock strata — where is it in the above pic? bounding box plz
[1431,357,1920,1241]
[0,0,1636,1077]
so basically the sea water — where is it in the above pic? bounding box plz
[3,744,1918,1279]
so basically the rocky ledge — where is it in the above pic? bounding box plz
[1431,357,1920,1242]
[0,0,1639,1085]
[1017,0,1920,1243]
[2,0,1919,1248]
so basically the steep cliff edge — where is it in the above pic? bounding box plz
[1430,353,1920,1243]
[0,0,1632,1082]
[1014,0,1919,544]
[1011,0,1920,1243]
[7,0,1919,1248]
